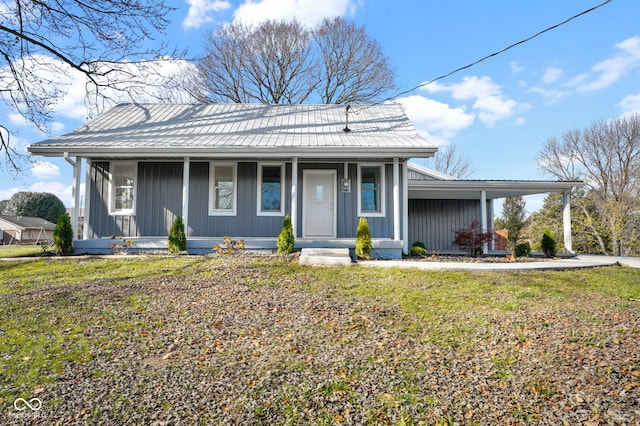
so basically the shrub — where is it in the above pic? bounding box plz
[541,228,557,258]
[411,245,428,257]
[168,216,187,254]
[53,214,73,255]
[355,217,372,260]
[412,241,426,249]
[514,242,531,258]
[277,215,295,254]
[452,221,494,257]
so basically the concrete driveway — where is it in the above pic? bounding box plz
[359,254,640,272]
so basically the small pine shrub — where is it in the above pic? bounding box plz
[412,241,426,250]
[53,214,73,255]
[541,228,557,258]
[355,217,372,260]
[168,216,187,254]
[277,215,295,254]
[411,245,428,257]
[514,242,531,258]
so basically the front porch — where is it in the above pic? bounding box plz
[73,237,404,259]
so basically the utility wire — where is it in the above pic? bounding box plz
[378,0,613,103]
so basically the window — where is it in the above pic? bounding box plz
[358,164,385,216]
[209,162,236,215]
[257,163,284,216]
[110,162,136,215]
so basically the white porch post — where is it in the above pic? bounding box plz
[480,190,488,253]
[83,159,91,240]
[402,160,409,255]
[64,153,81,240]
[182,157,190,236]
[291,157,298,239]
[393,158,400,241]
[562,190,574,254]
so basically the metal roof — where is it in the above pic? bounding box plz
[0,215,56,230]
[28,103,436,159]
[406,162,584,199]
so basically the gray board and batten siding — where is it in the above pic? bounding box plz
[87,160,403,240]
[408,198,494,252]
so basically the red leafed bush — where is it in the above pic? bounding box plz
[453,221,494,257]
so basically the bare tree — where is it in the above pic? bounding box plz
[192,20,314,104]
[430,144,476,178]
[312,17,395,104]
[0,0,175,171]
[193,17,396,105]
[537,114,640,255]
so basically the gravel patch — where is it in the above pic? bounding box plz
[2,256,639,425]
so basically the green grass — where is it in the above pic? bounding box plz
[0,244,45,258]
[1,255,639,418]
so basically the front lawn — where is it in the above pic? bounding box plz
[1,255,638,425]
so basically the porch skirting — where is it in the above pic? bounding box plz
[73,237,403,259]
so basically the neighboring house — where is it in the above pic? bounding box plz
[0,215,55,245]
[28,103,583,257]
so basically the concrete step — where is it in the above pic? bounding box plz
[299,248,353,266]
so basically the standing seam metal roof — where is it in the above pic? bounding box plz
[28,103,436,156]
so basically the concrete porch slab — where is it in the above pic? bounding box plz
[299,248,353,266]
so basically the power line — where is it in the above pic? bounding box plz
[380,0,613,103]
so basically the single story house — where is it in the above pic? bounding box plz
[28,103,582,257]
[0,215,55,245]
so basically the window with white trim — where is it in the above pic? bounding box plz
[110,162,136,215]
[358,164,385,216]
[209,162,236,215]
[257,163,284,216]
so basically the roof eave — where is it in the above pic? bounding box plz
[28,146,438,159]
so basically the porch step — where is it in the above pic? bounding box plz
[299,248,353,267]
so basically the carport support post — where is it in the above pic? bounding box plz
[480,190,488,254]
[562,190,574,254]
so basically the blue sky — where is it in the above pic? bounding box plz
[2,0,638,215]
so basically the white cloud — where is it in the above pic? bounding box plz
[619,93,640,115]
[542,67,562,83]
[575,36,640,92]
[1,55,198,126]
[398,96,474,146]
[510,61,524,74]
[28,181,72,206]
[183,0,231,30]
[425,76,528,127]
[31,161,60,179]
[50,122,65,133]
[528,86,569,104]
[232,0,357,25]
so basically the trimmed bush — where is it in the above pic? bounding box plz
[514,242,531,258]
[412,241,426,250]
[53,214,73,255]
[411,245,428,257]
[541,228,557,258]
[168,216,187,254]
[277,215,295,254]
[355,217,372,260]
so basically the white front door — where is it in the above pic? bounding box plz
[303,170,336,238]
